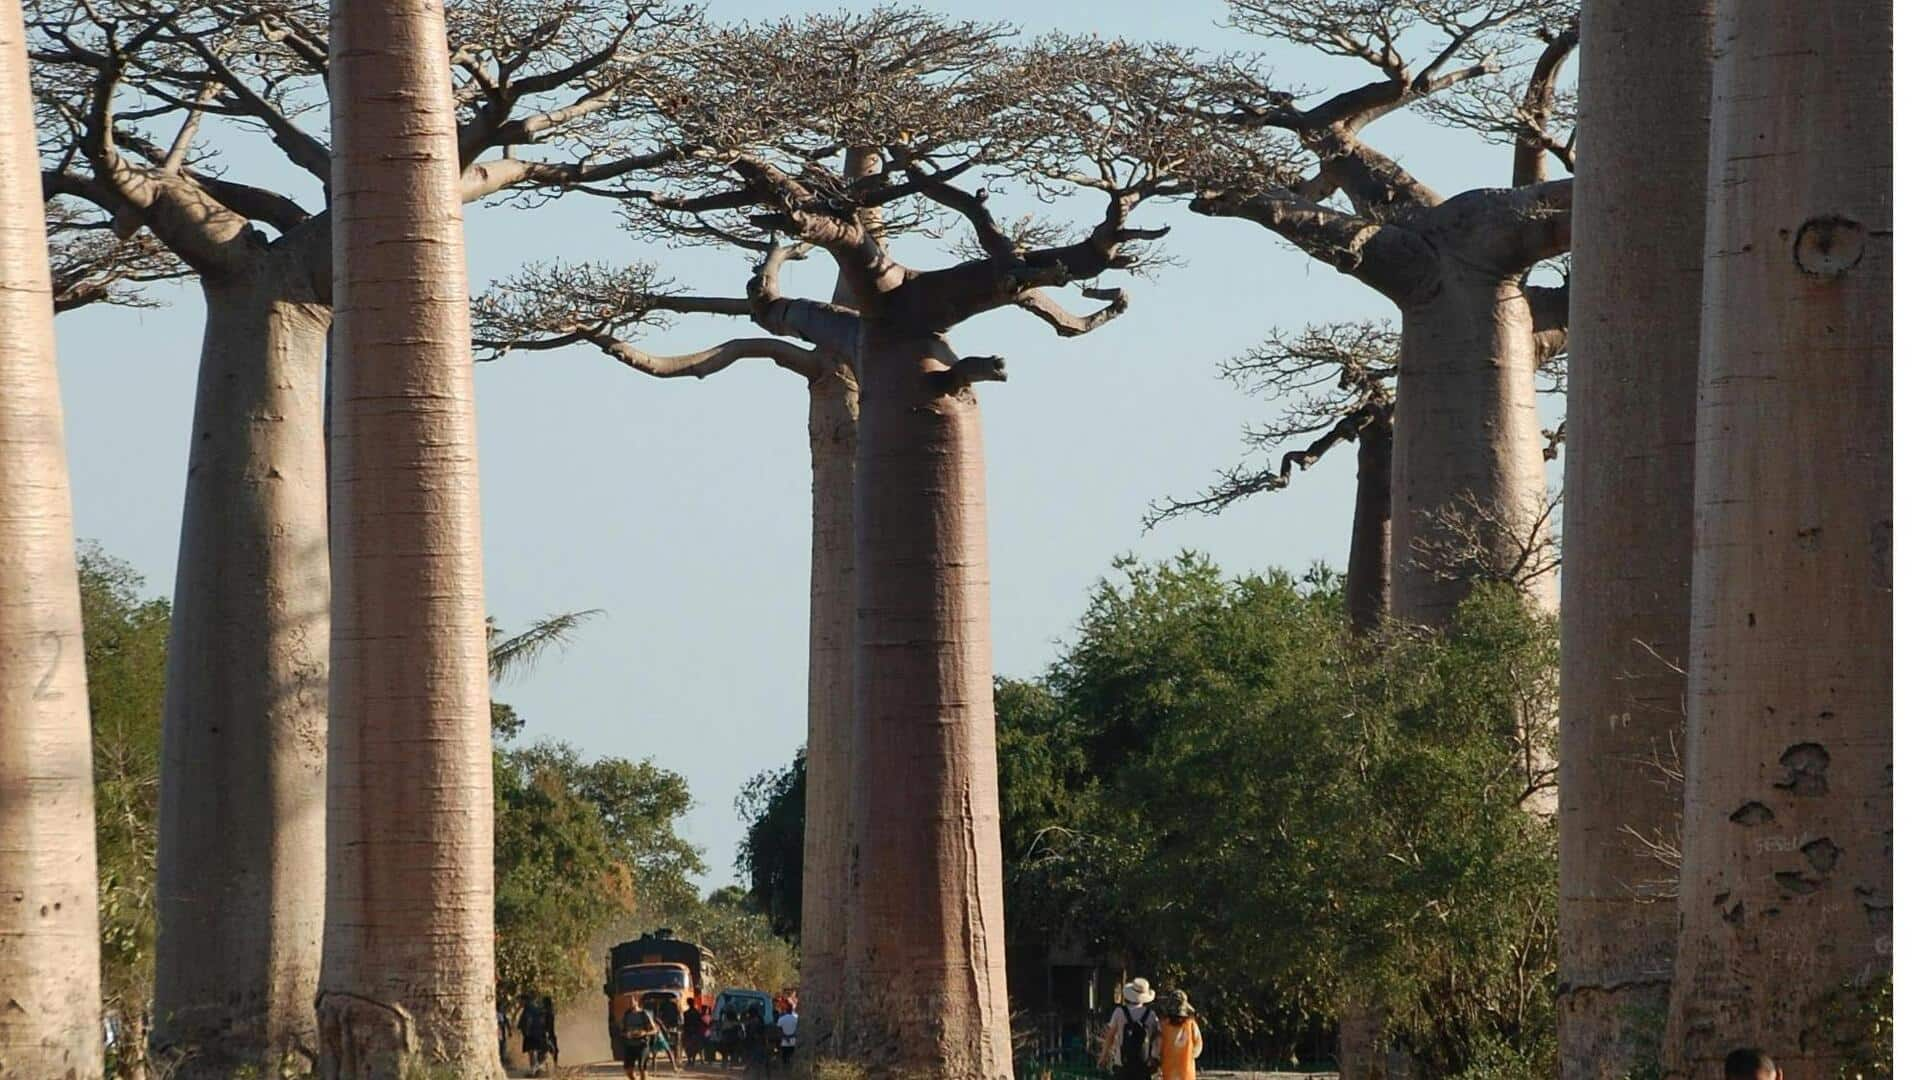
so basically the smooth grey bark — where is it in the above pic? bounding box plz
[799,362,858,1061]
[0,4,105,1073]
[1391,264,1554,625]
[842,326,1011,1080]
[318,0,499,1073]
[800,147,878,1063]
[1662,2,1891,1076]
[1196,183,1569,634]
[1556,1,1710,1073]
[152,233,331,1076]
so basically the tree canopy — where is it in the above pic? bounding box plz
[76,544,170,1058]
[1003,557,1559,1072]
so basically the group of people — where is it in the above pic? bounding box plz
[619,997,800,1079]
[1093,978,1783,1080]
[500,994,560,1071]
[1096,979,1203,1080]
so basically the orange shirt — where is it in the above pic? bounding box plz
[1158,1017,1203,1080]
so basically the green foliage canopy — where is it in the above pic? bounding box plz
[77,544,171,1022]
[999,556,1559,1074]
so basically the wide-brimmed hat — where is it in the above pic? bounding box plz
[1121,978,1156,1005]
[1162,990,1194,1018]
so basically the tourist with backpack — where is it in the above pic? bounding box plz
[1099,977,1160,1080]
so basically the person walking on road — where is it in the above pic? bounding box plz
[620,1000,662,1080]
[541,995,560,1067]
[1099,978,1160,1080]
[1155,991,1203,1080]
[776,1005,800,1068]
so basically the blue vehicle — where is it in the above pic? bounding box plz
[709,988,777,1061]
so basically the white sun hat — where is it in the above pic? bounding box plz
[1121,977,1156,1005]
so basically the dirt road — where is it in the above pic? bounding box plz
[514,1062,743,1079]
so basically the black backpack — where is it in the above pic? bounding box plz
[1118,1006,1151,1067]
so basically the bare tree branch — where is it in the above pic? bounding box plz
[1409,487,1563,594]
[1191,185,1437,302]
[1015,286,1129,337]
[1148,320,1398,526]
[927,354,1008,394]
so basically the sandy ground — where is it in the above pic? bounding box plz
[509,1063,1334,1080]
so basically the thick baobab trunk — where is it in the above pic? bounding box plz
[1345,416,1392,633]
[843,327,1011,1079]
[318,1,499,1076]
[0,4,105,1074]
[1391,269,1553,627]
[153,267,331,1076]
[1556,2,1711,1073]
[798,360,858,1060]
[1662,3,1891,1077]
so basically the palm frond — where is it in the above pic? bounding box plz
[487,610,605,683]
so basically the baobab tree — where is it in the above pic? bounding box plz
[1182,0,1576,628]
[30,1,693,1069]
[475,239,873,1052]
[1146,321,1399,631]
[474,17,1031,1050]
[1662,2,1891,1077]
[0,2,103,1075]
[1555,0,1710,1073]
[317,0,497,1072]
[580,17,1233,1072]
[478,14,1152,1046]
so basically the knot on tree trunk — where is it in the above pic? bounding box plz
[315,991,419,1080]
[926,354,1007,396]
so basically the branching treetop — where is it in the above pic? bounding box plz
[30,0,701,292]
[1146,290,1567,526]
[579,9,1266,354]
[1146,320,1398,526]
[1170,0,1577,302]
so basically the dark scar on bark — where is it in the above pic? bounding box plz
[1774,871,1821,895]
[1800,837,1840,874]
[1775,742,1830,796]
[1729,801,1775,826]
[1792,215,1867,278]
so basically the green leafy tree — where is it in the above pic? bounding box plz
[1006,557,1558,1075]
[76,544,171,1069]
[731,554,1559,1074]
[494,741,709,1004]
[494,744,636,1004]
[494,732,708,1001]
[735,750,806,941]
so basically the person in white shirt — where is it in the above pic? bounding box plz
[1098,978,1160,1080]
[776,1007,800,1067]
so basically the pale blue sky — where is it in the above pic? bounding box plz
[51,0,1568,890]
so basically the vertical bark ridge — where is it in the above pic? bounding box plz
[153,267,331,1077]
[319,0,498,1075]
[1557,1,1711,1073]
[800,360,858,1059]
[1663,2,1891,1076]
[802,146,879,1064]
[0,2,105,1074]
